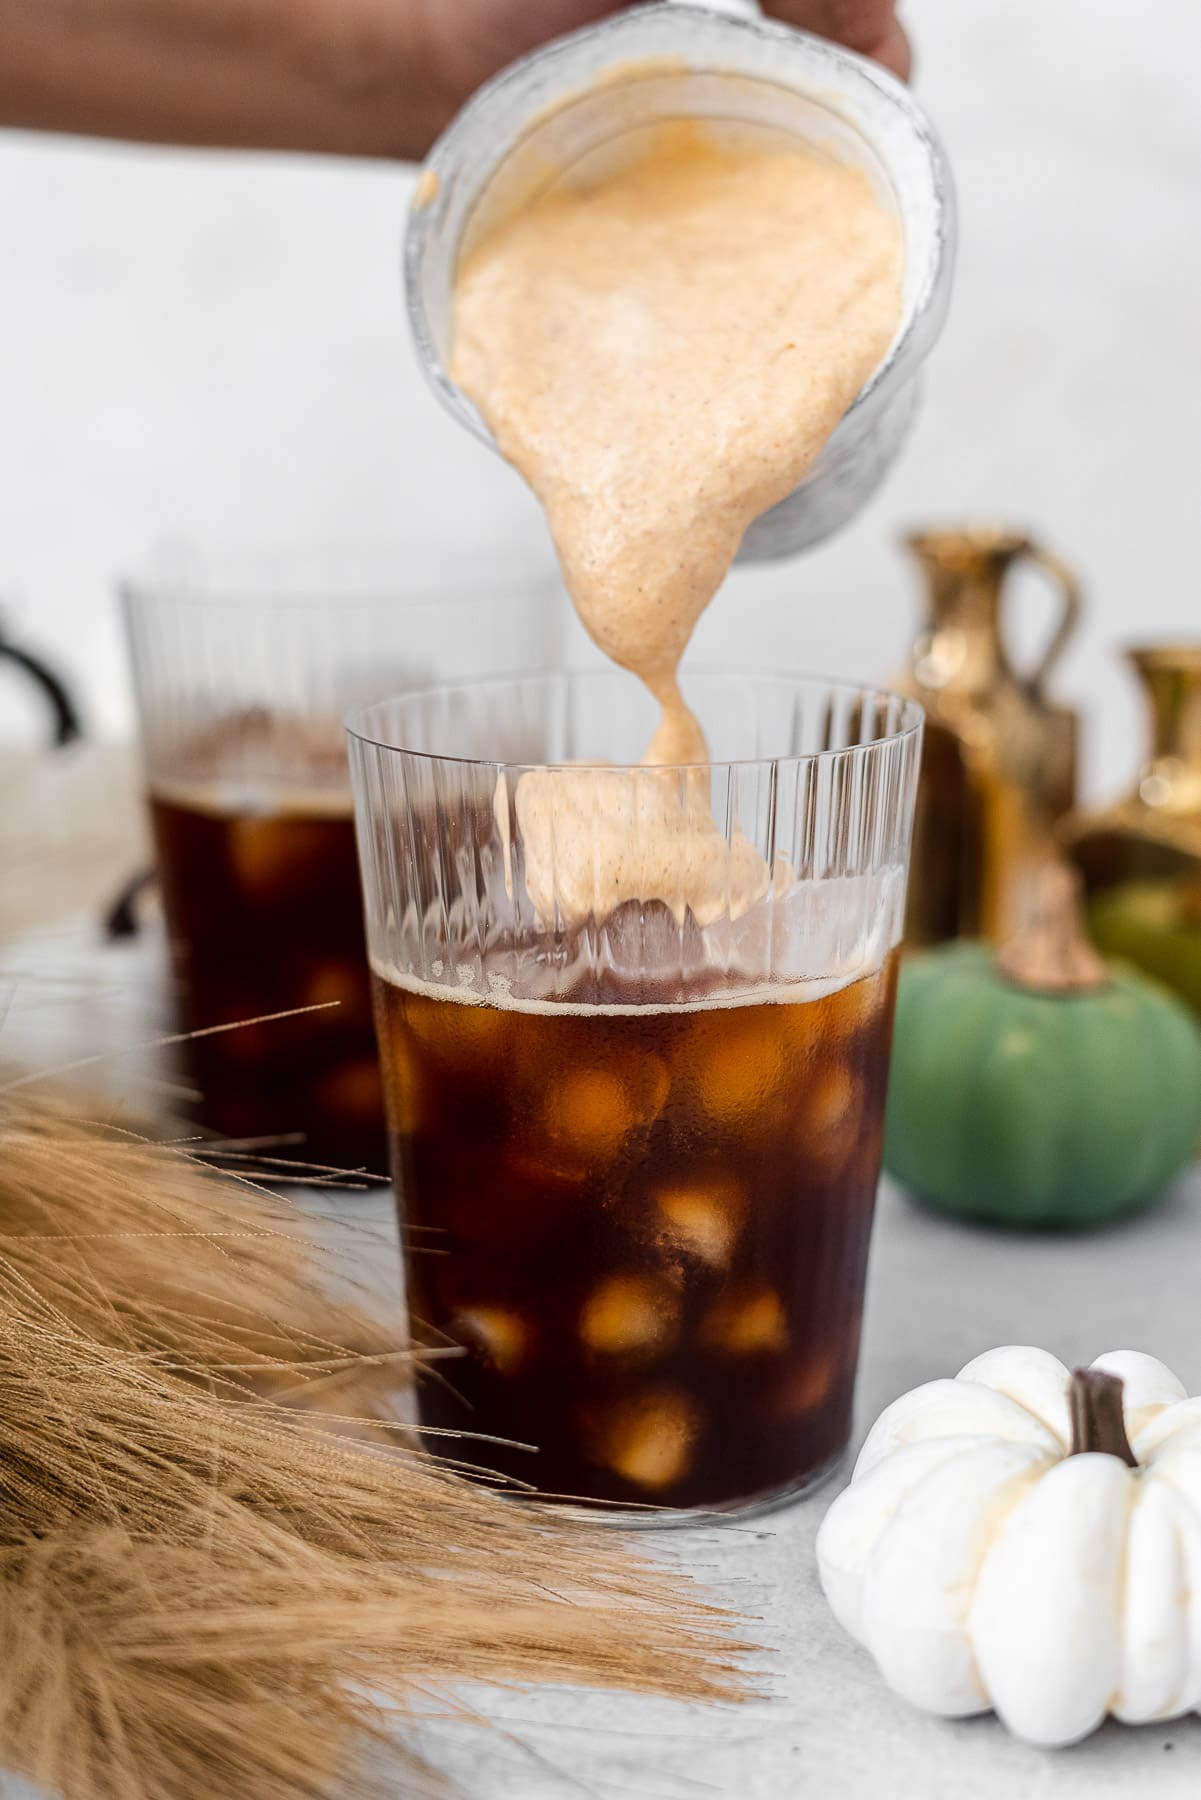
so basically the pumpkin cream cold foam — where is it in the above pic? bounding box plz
[451,123,904,926]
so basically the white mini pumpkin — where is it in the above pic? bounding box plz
[816,1346,1201,1747]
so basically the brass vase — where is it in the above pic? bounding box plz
[1062,645,1201,1015]
[898,526,1082,948]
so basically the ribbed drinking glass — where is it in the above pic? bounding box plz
[349,669,921,1516]
[123,557,557,1175]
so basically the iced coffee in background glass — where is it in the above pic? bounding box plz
[349,670,921,1515]
[123,559,556,1174]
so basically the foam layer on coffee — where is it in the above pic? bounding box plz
[372,957,875,1019]
[150,776,353,820]
[452,123,904,927]
[148,711,354,818]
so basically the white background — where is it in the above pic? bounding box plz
[1,0,1199,801]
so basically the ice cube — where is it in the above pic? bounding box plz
[485,931,594,1006]
[697,887,775,983]
[580,1274,679,1359]
[600,900,707,980]
[701,1287,789,1355]
[228,815,335,906]
[542,1057,669,1162]
[546,1069,630,1159]
[805,1062,854,1131]
[222,709,347,786]
[302,958,371,1025]
[309,1055,384,1127]
[826,964,890,1044]
[655,1180,743,1267]
[404,989,511,1066]
[693,1021,782,1128]
[376,1033,422,1134]
[596,1390,698,1490]
[851,1112,887,1191]
[797,1062,860,1172]
[199,999,275,1069]
[452,1306,528,1374]
[775,992,823,1061]
[758,869,905,986]
[771,1353,836,1418]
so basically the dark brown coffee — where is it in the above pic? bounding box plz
[373,949,899,1512]
[150,782,385,1175]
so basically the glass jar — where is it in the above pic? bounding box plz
[404,2,956,559]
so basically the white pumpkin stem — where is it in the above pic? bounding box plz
[996,862,1109,995]
[1068,1368,1138,1467]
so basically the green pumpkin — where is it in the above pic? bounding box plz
[884,940,1201,1229]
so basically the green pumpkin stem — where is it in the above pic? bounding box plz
[1068,1368,1138,1466]
[996,862,1109,995]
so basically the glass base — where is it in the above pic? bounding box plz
[510,1443,849,1530]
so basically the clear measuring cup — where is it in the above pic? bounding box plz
[404,1,956,559]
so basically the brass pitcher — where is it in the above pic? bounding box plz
[1063,646,1201,885]
[1061,646,1201,1015]
[899,526,1082,948]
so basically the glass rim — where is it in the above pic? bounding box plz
[344,666,924,773]
[117,558,559,616]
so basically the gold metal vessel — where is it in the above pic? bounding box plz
[898,525,1081,947]
[1062,645,1201,1015]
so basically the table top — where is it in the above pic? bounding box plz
[3,923,1200,1798]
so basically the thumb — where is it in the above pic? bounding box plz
[759,3,911,80]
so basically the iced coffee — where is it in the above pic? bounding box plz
[375,941,898,1508]
[149,730,383,1172]
[350,672,922,1515]
[124,571,554,1176]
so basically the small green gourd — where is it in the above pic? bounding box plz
[1087,878,1201,1020]
[884,864,1201,1228]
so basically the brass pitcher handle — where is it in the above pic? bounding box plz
[1009,540,1082,695]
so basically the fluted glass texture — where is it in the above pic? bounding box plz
[122,563,556,1174]
[349,670,922,1517]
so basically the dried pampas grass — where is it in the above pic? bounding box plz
[0,1094,751,1800]
[0,1094,407,1406]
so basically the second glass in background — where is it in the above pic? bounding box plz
[123,555,557,1173]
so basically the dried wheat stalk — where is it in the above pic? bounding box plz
[0,1095,751,1800]
[0,1095,408,1407]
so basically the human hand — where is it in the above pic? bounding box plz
[425,0,908,143]
[762,1,909,78]
[0,0,907,169]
